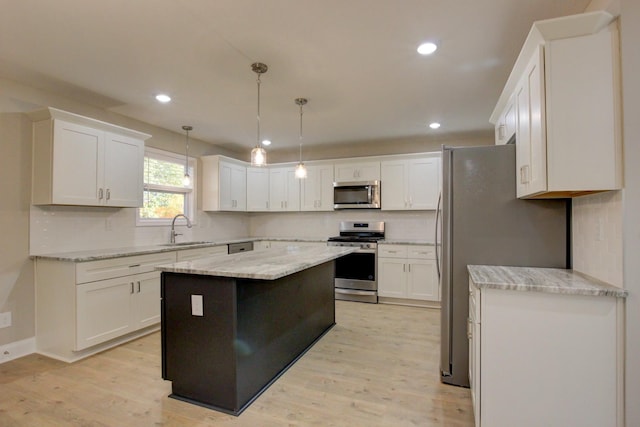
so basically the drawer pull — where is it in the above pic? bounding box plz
[129,264,141,268]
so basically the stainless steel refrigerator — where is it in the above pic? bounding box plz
[437,144,569,387]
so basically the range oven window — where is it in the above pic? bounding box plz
[335,252,375,281]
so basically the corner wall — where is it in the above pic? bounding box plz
[0,113,35,348]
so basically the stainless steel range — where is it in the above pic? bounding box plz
[327,221,385,303]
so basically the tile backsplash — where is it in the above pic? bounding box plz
[572,191,623,287]
[29,206,250,255]
[30,205,434,255]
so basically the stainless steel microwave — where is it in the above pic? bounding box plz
[333,181,381,209]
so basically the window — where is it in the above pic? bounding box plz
[137,147,195,226]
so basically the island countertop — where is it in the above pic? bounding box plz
[156,245,357,280]
[467,265,628,298]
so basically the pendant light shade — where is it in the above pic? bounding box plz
[182,125,192,186]
[250,62,268,166]
[295,97,308,179]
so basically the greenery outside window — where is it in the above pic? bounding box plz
[137,147,195,226]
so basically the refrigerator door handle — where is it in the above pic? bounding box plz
[435,191,442,280]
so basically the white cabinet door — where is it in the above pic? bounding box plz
[131,272,161,329]
[52,120,103,205]
[247,167,270,211]
[202,156,247,211]
[103,132,144,207]
[377,258,406,298]
[301,164,334,211]
[76,276,134,350]
[269,166,300,211]
[334,161,380,182]
[382,157,440,210]
[407,259,439,301]
[515,47,548,198]
[380,160,406,210]
[407,157,440,210]
[495,95,516,145]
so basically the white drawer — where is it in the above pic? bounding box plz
[407,246,435,260]
[76,252,176,284]
[378,245,408,258]
[177,246,228,261]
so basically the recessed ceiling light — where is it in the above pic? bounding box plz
[262,139,272,146]
[417,42,438,55]
[155,94,172,103]
[429,122,441,129]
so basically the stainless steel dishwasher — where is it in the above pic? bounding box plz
[228,241,254,254]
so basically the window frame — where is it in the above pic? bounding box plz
[136,146,197,227]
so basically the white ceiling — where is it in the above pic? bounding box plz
[0,0,591,152]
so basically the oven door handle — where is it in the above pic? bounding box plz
[335,288,375,296]
[353,248,376,254]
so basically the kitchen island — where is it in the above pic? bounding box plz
[156,245,355,415]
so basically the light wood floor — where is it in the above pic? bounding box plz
[0,301,473,426]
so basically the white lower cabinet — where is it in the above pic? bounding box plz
[35,251,176,362]
[76,271,160,350]
[378,244,439,304]
[469,277,622,427]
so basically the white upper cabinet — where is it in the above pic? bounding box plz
[31,108,149,207]
[202,155,247,211]
[334,161,380,182]
[494,94,516,145]
[381,155,440,210]
[269,166,300,212]
[247,167,270,211]
[490,11,622,198]
[301,163,334,211]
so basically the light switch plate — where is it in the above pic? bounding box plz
[0,312,12,329]
[191,295,203,316]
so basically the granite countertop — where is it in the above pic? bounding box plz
[31,237,329,262]
[467,265,628,298]
[156,246,357,280]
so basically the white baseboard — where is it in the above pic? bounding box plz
[0,337,36,364]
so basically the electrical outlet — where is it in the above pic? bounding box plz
[0,312,12,329]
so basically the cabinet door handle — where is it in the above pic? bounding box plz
[403,264,406,272]
[130,282,135,294]
[520,165,530,184]
[467,318,472,339]
[98,188,104,200]
[266,201,269,209]
[408,264,411,272]
[137,281,141,293]
[106,189,111,200]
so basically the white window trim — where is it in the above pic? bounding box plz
[136,146,197,227]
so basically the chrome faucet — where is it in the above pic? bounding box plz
[170,214,193,243]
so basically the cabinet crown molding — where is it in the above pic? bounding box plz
[28,107,151,141]
[490,11,615,124]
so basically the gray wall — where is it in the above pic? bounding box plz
[0,113,35,345]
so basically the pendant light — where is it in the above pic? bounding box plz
[182,125,192,186]
[250,62,268,166]
[294,97,308,179]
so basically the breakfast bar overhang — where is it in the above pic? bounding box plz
[156,246,355,415]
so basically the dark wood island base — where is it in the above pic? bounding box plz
[161,260,336,415]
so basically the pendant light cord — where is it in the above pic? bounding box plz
[256,73,261,148]
[299,102,303,162]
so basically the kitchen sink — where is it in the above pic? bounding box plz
[160,241,212,247]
